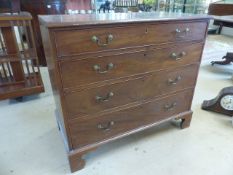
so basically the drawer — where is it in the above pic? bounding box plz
[59,42,203,89]
[64,64,199,119]
[69,89,194,149]
[54,22,207,57]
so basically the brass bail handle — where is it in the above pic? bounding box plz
[175,28,190,37]
[168,76,182,85]
[170,51,186,60]
[93,63,114,74]
[164,102,177,111]
[97,121,115,131]
[96,92,114,102]
[91,34,114,47]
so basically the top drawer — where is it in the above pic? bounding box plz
[54,21,207,57]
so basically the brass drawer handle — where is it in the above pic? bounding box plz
[97,121,115,131]
[93,63,114,74]
[168,76,182,85]
[96,92,114,102]
[164,102,177,111]
[170,51,186,60]
[91,34,114,47]
[175,28,190,38]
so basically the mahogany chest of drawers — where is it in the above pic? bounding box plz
[39,12,210,172]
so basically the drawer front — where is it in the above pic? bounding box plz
[69,89,194,149]
[55,22,207,57]
[64,64,199,119]
[60,42,203,89]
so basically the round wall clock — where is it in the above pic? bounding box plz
[202,86,233,116]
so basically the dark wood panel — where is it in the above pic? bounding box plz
[0,0,20,13]
[21,0,92,65]
[21,0,67,66]
[64,64,199,119]
[69,89,194,149]
[208,3,233,16]
[59,42,203,89]
[55,21,207,57]
[66,0,91,10]
[39,13,209,172]
[40,24,74,149]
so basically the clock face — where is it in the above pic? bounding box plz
[220,95,233,111]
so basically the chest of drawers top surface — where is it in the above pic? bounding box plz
[39,12,210,27]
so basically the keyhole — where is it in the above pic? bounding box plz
[145,28,148,34]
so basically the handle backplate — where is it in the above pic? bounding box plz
[175,28,190,38]
[164,102,177,111]
[93,63,114,74]
[92,34,114,47]
[96,92,114,102]
[171,51,186,60]
[97,121,115,131]
[168,76,182,85]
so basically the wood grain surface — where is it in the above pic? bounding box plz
[59,42,203,89]
[55,22,207,57]
[39,13,209,172]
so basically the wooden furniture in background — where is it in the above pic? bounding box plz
[0,12,44,100]
[21,0,92,66]
[208,1,233,34]
[21,0,66,66]
[66,0,91,10]
[209,16,233,65]
[212,15,233,35]
[39,12,210,172]
[208,1,233,16]
[113,0,139,12]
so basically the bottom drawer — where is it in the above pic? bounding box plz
[69,89,194,149]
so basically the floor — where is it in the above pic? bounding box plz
[0,35,233,175]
